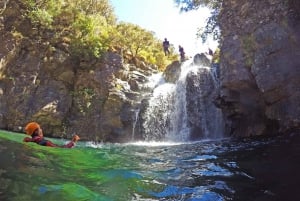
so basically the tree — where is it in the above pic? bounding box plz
[174,0,222,43]
[65,0,116,24]
[70,13,112,58]
[20,0,176,68]
[113,22,154,58]
[174,0,221,11]
[22,0,116,59]
[110,22,177,70]
[24,0,65,28]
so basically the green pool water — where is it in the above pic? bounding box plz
[1,130,299,201]
[0,131,153,201]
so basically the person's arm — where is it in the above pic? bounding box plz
[23,137,34,142]
[44,140,59,147]
[63,141,75,148]
[62,135,80,148]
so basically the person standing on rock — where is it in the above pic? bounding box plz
[163,38,170,56]
[179,45,185,62]
[23,122,80,148]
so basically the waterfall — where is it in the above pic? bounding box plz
[131,109,139,140]
[139,59,224,142]
[166,63,191,142]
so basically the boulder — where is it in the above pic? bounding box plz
[163,61,181,83]
[193,53,211,66]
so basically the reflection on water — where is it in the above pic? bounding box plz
[0,131,300,201]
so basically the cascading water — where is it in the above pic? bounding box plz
[131,109,140,140]
[139,58,224,142]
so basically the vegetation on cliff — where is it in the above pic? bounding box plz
[10,0,177,70]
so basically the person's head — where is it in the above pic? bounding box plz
[72,135,80,143]
[25,122,43,138]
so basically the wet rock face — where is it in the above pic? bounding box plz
[185,67,220,139]
[218,0,300,137]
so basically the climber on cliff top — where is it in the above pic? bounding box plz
[23,122,80,148]
[179,45,185,62]
[163,38,170,56]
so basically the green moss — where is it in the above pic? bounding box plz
[241,35,257,67]
[212,48,220,64]
[72,87,97,114]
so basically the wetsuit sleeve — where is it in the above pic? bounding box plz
[45,140,59,147]
[23,137,33,142]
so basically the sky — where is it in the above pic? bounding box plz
[109,0,218,57]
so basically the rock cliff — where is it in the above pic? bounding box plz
[0,1,157,142]
[217,0,300,137]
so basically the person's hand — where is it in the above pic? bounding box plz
[23,137,32,142]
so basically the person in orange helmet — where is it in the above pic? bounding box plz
[23,122,80,148]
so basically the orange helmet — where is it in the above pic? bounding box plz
[25,122,40,135]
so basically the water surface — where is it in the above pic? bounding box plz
[0,131,299,201]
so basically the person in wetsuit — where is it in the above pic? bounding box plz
[163,38,170,56]
[179,45,185,62]
[23,122,79,148]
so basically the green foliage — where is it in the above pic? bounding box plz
[212,47,220,63]
[67,0,116,24]
[28,9,53,27]
[113,22,154,57]
[174,0,222,43]
[174,0,221,10]
[197,9,220,43]
[70,13,111,58]
[21,0,176,69]
[72,87,96,114]
[22,0,115,59]
[241,35,257,67]
[25,0,64,27]
[111,22,177,70]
